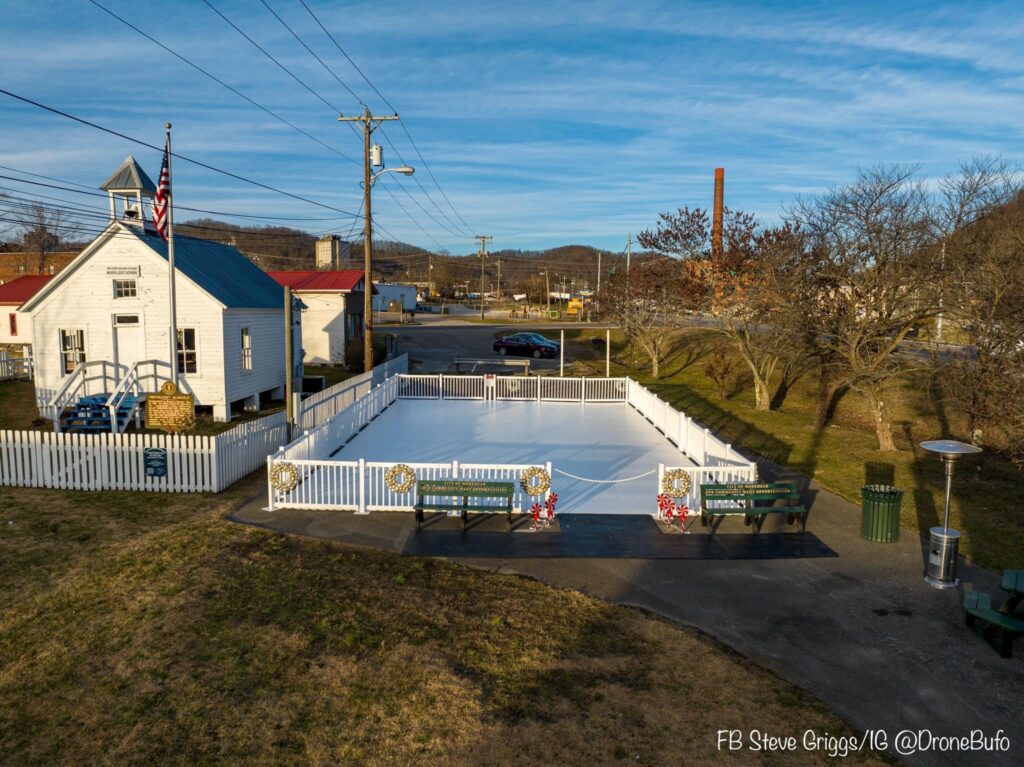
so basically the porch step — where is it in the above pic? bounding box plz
[59,393,138,434]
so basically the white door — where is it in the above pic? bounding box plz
[113,315,144,376]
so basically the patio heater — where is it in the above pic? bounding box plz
[919,440,982,589]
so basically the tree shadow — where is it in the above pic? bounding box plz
[769,358,814,411]
[901,423,939,571]
[660,333,717,378]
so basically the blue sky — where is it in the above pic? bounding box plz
[1,0,1022,254]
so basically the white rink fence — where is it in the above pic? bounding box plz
[269,458,552,513]
[0,357,407,494]
[267,372,757,515]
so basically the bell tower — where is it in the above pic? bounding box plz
[100,155,157,230]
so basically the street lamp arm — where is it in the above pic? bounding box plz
[366,166,415,188]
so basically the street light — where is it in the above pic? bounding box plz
[353,164,414,372]
[920,439,982,589]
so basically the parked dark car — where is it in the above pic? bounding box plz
[493,332,559,358]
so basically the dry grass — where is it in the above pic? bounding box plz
[0,477,887,766]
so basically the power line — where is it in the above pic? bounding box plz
[86,0,357,166]
[256,1,472,242]
[0,88,359,217]
[297,0,477,237]
[0,170,356,223]
[200,0,342,116]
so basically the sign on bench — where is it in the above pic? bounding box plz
[415,480,515,531]
[699,481,808,536]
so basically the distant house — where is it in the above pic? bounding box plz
[0,251,77,283]
[268,270,371,364]
[0,274,52,351]
[372,282,417,312]
[21,156,300,425]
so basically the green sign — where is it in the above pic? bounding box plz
[702,483,782,499]
[144,447,167,478]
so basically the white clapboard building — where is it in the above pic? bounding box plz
[21,156,298,429]
[268,270,369,364]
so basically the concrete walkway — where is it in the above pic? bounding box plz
[232,459,1023,767]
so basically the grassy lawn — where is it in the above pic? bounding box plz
[0,477,886,765]
[565,327,1024,571]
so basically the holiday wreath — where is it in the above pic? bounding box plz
[385,463,416,494]
[519,466,551,496]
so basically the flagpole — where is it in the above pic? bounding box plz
[165,122,179,387]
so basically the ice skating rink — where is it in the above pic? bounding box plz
[333,399,696,514]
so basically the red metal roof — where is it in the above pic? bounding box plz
[0,274,53,305]
[267,270,371,292]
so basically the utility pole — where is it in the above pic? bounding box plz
[284,285,294,440]
[626,233,631,273]
[597,249,601,294]
[338,108,400,373]
[475,234,492,320]
[428,254,433,298]
[496,258,502,300]
[543,269,550,317]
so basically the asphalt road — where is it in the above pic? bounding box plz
[384,318,612,373]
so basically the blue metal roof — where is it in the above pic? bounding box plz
[132,229,282,309]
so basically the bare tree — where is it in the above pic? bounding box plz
[599,258,688,378]
[941,186,1024,465]
[5,202,69,274]
[787,166,938,451]
[638,206,803,409]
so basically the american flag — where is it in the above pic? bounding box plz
[152,140,170,240]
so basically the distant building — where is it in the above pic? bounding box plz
[268,270,371,364]
[0,274,52,351]
[0,251,77,283]
[372,282,417,312]
[22,156,299,424]
[315,235,350,270]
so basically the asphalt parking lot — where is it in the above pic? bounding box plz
[385,317,610,373]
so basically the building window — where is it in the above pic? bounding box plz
[241,327,252,371]
[113,279,137,298]
[177,328,197,374]
[8,314,16,337]
[59,329,85,375]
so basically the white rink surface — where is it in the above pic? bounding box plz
[334,399,695,514]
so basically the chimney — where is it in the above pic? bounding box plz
[712,167,724,258]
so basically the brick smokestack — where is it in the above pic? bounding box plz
[712,167,724,257]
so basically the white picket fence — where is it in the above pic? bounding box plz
[0,411,288,493]
[0,357,410,494]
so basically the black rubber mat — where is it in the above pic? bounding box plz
[401,513,837,559]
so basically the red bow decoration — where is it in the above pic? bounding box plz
[544,492,558,522]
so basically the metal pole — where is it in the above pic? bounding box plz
[545,270,550,317]
[606,328,610,377]
[560,329,564,377]
[284,285,294,440]
[361,109,374,373]
[165,123,179,387]
[942,456,955,533]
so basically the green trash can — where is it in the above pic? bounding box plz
[861,485,903,542]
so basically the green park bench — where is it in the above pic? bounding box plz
[699,481,809,536]
[414,479,515,532]
[963,590,1024,658]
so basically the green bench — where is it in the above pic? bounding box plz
[963,591,1024,658]
[414,479,515,531]
[699,481,808,536]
